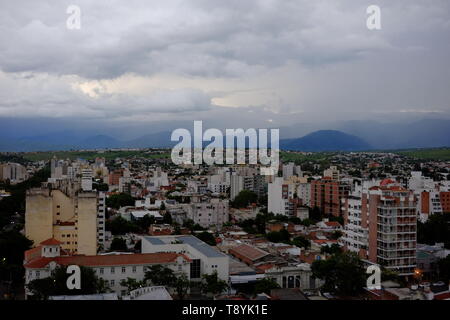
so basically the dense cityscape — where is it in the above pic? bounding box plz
[0,148,449,301]
[1,1,450,315]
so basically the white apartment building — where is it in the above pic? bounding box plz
[296,182,311,207]
[141,235,229,282]
[408,171,436,191]
[0,162,28,183]
[81,168,93,191]
[268,177,305,216]
[340,194,369,256]
[183,198,229,228]
[268,177,287,215]
[323,166,339,180]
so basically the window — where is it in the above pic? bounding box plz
[36,271,40,279]
[132,266,136,273]
[122,267,126,273]
[100,268,104,275]
[190,259,201,279]
[110,280,115,286]
[111,267,115,274]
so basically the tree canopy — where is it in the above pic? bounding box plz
[200,271,228,296]
[27,265,109,300]
[106,193,135,209]
[418,213,450,248]
[231,190,258,208]
[311,251,366,297]
[253,278,280,294]
[110,237,128,251]
[196,232,216,246]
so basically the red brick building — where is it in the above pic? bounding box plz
[310,177,341,217]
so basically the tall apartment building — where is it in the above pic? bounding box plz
[341,180,418,276]
[367,184,417,276]
[310,177,341,217]
[25,181,105,255]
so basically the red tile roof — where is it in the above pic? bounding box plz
[380,179,396,186]
[40,238,63,246]
[230,244,269,261]
[25,252,190,269]
[312,239,338,244]
[435,291,450,300]
[324,221,341,227]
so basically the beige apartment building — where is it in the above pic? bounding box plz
[25,182,103,256]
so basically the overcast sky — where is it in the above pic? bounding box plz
[0,0,449,136]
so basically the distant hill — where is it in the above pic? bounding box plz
[126,131,174,148]
[76,135,122,149]
[280,130,371,151]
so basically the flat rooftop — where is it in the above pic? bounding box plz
[143,235,227,258]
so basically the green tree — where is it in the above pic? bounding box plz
[300,218,315,227]
[173,273,191,300]
[144,265,176,286]
[120,277,145,294]
[196,232,216,246]
[311,251,366,297]
[292,235,310,249]
[106,193,135,209]
[254,278,280,294]
[110,237,128,251]
[200,271,228,296]
[162,212,173,225]
[309,206,323,221]
[330,230,343,240]
[417,213,450,248]
[93,182,109,192]
[320,243,342,255]
[231,190,258,208]
[136,214,155,232]
[0,230,33,287]
[107,216,139,235]
[27,266,109,300]
[266,228,290,243]
[438,255,450,282]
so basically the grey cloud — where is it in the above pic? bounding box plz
[0,0,427,79]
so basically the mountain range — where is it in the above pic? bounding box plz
[0,118,449,152]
